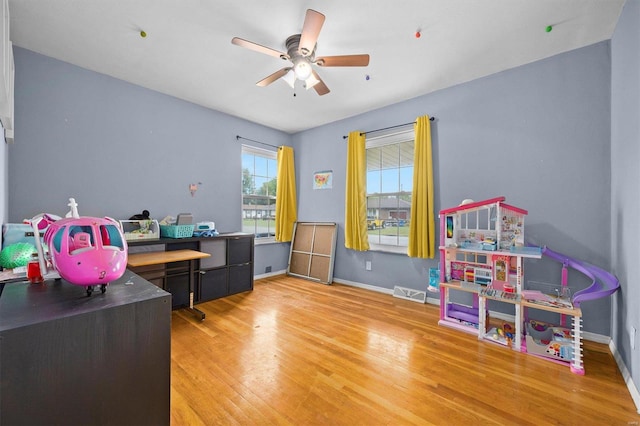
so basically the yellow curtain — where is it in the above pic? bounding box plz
[275,146,297,242]
[407,115,435,258]
[344,131,369,251]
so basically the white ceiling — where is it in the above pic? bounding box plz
[9,0,625,134]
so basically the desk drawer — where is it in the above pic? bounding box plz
[229,264,253,295]
[199,240,226,269]
[199,268,228,302]
[229,237,252,265]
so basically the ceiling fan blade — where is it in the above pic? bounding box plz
[232,37,287,60]
[299,9,325,56]
[256,68,291,87]
[316,54,370,67]
[311,70,330,96]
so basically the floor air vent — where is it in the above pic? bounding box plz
[393,286,427,303]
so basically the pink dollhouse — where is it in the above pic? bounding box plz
[437,196,619,375]
[438,197,545,363]
[439,196,533,290]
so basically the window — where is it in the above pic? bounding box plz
[366,130,414,253]
[242,145,277,240]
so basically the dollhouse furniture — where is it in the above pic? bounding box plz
[437,197,588,374]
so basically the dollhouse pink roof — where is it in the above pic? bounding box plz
[439,196,528,216]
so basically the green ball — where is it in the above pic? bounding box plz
[0,242,37,269]
[545,26,553,33]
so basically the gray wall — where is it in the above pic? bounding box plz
[612,0,640,389]
[9,41,614,337]
[8,47,293,276]
[9,48,292,229]
[293,42,613,335]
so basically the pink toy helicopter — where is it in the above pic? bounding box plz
[31,198,128,296]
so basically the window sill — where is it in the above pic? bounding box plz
[367,244,408,255]
[255,238,286,246]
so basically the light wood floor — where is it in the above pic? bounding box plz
[170,275,640,425]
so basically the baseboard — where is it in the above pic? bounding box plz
[333,277,394,295]
[610,339,640,413]
[333,278,612,344]
[254,269,287,280]
[583,331,610,345]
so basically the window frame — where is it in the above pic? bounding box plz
[366,129,415,254]
[241,145,278,242]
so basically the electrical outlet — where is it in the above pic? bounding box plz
[632,326,637,350]
[365,261,372,271]
[265,266,272,273]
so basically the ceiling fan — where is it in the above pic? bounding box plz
[231,9,370,96]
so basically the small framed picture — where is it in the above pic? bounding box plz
[313,170,333,190]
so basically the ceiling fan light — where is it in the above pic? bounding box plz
[282,69,296,88]
[293,58,312,80]
[304,74,320,90]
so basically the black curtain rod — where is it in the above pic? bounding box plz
[236,135,280,149]
[341,116,435,139]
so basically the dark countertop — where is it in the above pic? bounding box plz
[0,271,170,332]
[126,232,254,246]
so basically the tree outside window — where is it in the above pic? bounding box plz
[242,146,277,239]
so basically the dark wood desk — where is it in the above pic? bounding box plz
[128,234,254,306]
[0,274,171,425]
[128,249,210,320]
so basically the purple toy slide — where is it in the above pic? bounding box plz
[541,246,619,307]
